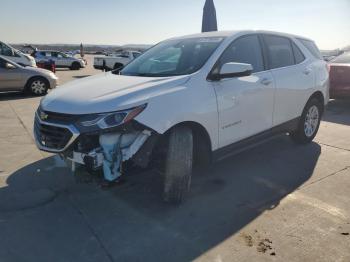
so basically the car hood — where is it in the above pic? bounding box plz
[25,66,54,76]
[41,72,190,114]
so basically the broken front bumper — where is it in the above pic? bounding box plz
[34,108,157,180]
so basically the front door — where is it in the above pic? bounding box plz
[0,58,24,91]
[210,34,275,148]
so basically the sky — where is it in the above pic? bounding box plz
[1,0,349,50]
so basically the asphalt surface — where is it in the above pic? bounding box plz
[0,55,349,262]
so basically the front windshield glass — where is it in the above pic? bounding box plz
[120,37,224,77]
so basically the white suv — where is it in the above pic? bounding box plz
[34,30,329,204]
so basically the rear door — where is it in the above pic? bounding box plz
[211,34,275,147]
[262,34,314,126]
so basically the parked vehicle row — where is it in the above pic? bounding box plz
[0,56,57,95]
[0,41,36,67]
[328,52,350,99]
[34,30,329,204]
[32,50,86,70]
[93,50,141,71]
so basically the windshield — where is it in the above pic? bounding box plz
[120,37,224,77]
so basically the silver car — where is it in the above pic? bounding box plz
[0,56,58,95]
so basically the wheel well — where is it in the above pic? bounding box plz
[165,122,213,167]
[114,63,124,69]
[25,76,49,90]
[308,91,325,113]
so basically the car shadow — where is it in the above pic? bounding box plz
[0,135,321,261]
[323,99,350,126]
[73,75,92,79]
[0,92,38,101]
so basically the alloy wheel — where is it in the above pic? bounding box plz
[31,80,46,95]
[304,105,319,137]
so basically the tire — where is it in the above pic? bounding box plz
[70,62,81,70]
[163,126,193,204]
[113,63,123,70]
[291,98,323,144]
[26,77,49,96]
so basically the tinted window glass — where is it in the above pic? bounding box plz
[0,43,14,56]
[298,39,322,60]
[121,37,224,77]
[217,35,264,73]
[331,52,350,64]
[292,42,305,64]
[264,35,294,69]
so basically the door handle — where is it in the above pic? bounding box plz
[303,68,312,75]
[261,78,272,86]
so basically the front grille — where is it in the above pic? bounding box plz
[34,117,73,150]
[37,107,80,124]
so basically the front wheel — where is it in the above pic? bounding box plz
[26,77,49,96]
[70,62,81,70]
[163,126,193,204]
[291,98,323,144]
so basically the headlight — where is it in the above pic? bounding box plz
[79,104,147,129]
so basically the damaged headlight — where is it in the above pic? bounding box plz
[79,104,147,129]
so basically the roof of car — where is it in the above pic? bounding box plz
[170,30,313,42]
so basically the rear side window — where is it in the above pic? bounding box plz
[263,35,294,69]
[298,39,322,60]
[217,35,264,73]
[292,42,305,64]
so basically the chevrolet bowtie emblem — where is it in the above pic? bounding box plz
[40,111,48,120]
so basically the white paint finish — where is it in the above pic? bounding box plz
[211,72,275,147]
[39,30,329,153]
[271,60,316,125]
[219,62,253,75]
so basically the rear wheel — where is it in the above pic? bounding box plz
[26,77,48,96]
[291,98,323,144]
[163,126,193,204]
[70,62,81,70]
[113,63,123,70]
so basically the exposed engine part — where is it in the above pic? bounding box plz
[99,130,151,181]
[67,148,104,172]
[66,129,152,180]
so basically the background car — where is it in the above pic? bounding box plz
[33,50,86,70]
[0,41,37,67]
[329,52,350,99]
[93,50,141,71]
[0,56,58,95]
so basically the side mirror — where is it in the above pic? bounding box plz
[5,63,16,70]
[211,62,253,80]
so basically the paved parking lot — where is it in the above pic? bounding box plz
[0,56,349,262]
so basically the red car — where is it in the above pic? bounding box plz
[329,52,350,99]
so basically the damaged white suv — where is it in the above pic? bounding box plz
[34,30,329,203]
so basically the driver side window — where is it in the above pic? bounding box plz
[0,43,15,57]
[215,35,264,74]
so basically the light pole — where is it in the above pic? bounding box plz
[202,0,218,32]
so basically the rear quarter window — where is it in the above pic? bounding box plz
[291,42,305,64]
[298,38,323,60]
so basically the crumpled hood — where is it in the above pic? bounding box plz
[41,72,190,114]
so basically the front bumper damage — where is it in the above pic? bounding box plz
[34,109,157,181]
